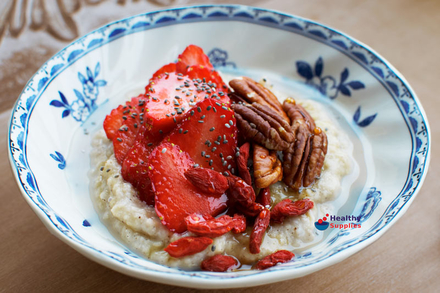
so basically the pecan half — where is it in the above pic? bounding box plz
[282,98,327,189]
[229,77,290,123]
[232,103,294,151]
[283,98,316,133]
[282,123,310,187]
[253,144,283,188]
[303,128,328,187]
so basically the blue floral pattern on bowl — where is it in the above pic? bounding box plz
[296,57,365,99]
[50,62,107,122]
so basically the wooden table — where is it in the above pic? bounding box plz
[1,0,439,292]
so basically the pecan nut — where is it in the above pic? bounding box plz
[283,98,316,133]
[229,77,290,123]
[232,103,294,151]
[282,123,310,187]
[282,98,327,189]
[253,144,283,188]
[303,128,328,187]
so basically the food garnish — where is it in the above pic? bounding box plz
[101,45,329,271]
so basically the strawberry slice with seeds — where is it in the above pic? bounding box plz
[145,72,220,136]
[149,142,228,233]
[186,65,229,102]
[151,63,177,80]
[176,45,213,73]
[103,94,149,163]
[121,141,156,205]
[167,98,237,174]
[120,126,163,205]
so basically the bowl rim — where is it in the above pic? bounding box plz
[7,4,431,289]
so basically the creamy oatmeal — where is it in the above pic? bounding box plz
[89,94,353,269]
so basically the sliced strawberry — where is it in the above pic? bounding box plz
[176,45,213,73]
[103,96,146,141]
[144,72,220,136]
[149,142,228,233]
[120,125,163,206]
[167,99,237,174]
[186,65,229,102]
[151,63,177,80]
[103,95,149,163]
[121,141,155,205]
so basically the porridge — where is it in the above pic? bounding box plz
[89,45,353,271]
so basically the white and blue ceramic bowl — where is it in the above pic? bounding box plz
[8,5,430,289]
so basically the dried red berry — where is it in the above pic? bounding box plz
[257,187,271,208]
[185,214,246,238]
[227,176,256,208]
[235,202,264,218]
[270,198,314,224]
[249,208,270,254]
[164,236,213,258]
[184,167,229,196]
[201,255,239,272]
[254,250,295,270]
[236,142,252,185]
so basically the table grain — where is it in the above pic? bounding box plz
[1,0,439,292]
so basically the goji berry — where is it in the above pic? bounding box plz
[270,198,314,223]
[249,208,270,254]
[236,142,252,185]
[164,236,213,258]
[254,250,295,270]
[201,255,239,272]
[227,176,256,208]
[185,214,246,238]
[257,187,271,208]
[184,167,229,196]
[235,202,264,218]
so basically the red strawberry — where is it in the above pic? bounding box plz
[144,72,221,136]
[167,98,237,174]
[176,45,213,73]
[149,142,228,233]
[186,65,229,101]
[103,95,148,163]
[121,141,156,205]
[120,124,164,206]
[151,63,177,79]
